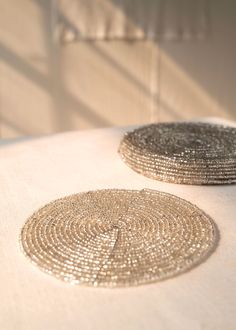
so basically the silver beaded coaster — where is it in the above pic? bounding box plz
[119,122,236,185]
[20,189,217,287]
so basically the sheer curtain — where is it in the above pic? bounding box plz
[59,0,209,42]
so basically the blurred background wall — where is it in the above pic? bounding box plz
[0,0,235,138]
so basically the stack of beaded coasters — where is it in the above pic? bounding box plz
[119,122,236,185]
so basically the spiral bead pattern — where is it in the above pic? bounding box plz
[20,189,217,287]
[119,122,236,185]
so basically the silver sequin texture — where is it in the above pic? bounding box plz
[20,189,217,287]
[119,122,236,185]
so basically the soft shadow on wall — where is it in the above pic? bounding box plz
[0,0,235,138]
[106,0,236,121]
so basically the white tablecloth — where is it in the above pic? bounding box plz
[1,118,236,330]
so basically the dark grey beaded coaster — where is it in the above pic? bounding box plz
[119,122,236,185]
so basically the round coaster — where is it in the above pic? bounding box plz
[119,122,236,185]
[20,189,217,287]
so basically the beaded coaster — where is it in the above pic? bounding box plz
[20,189,217,287]
[119,122,236,185]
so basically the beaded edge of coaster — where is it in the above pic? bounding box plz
[19,189,218,288]
[118,122,236,185]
